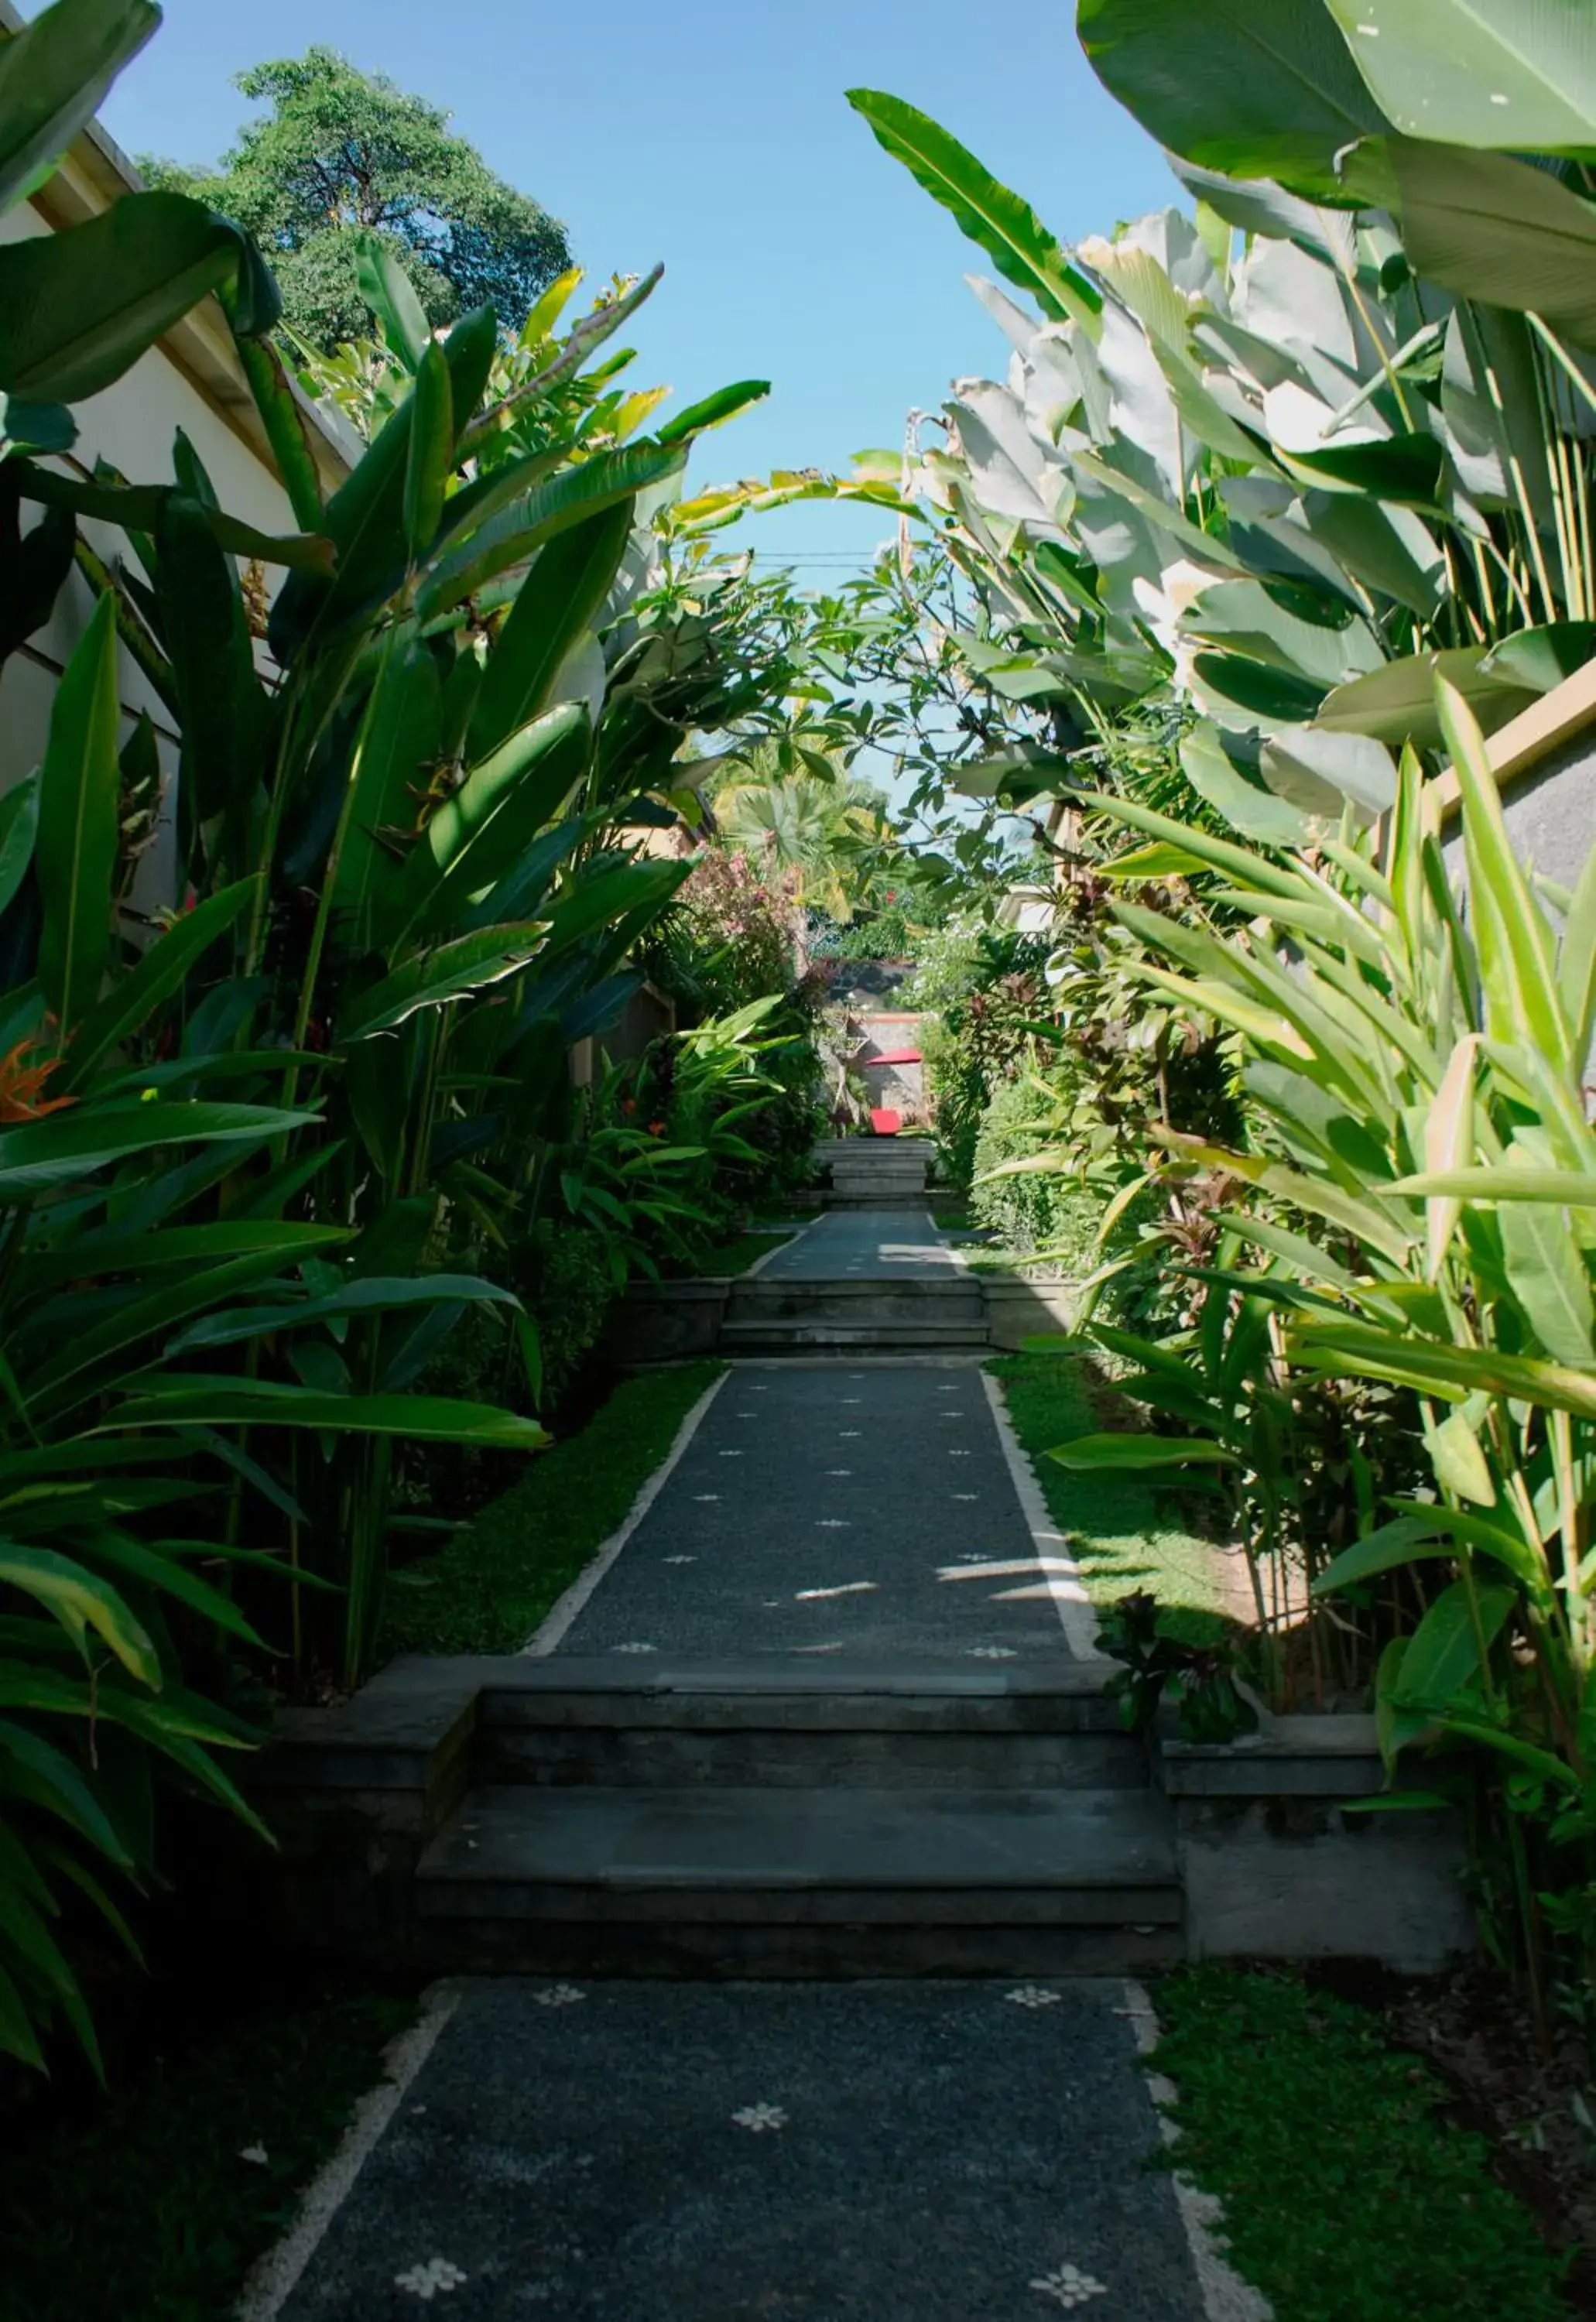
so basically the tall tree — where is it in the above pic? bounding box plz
[143,47,570,349]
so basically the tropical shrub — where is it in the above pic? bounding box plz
[0,0,811,2074]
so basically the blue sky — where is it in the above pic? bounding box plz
[98,0,1179,574]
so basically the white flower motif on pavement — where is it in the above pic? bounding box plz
[1031,2262,1108,2309]
[827,1469,853,1477]
[719,1450,744,1458]
[732,2102,788,2132]
[534,1984,586,2008]
[694,1494,721,1503]
[970,1645,1018,1659]
[663,1555,698,1565]
[839,1430,861,1439]
[396,2257,467,2300]
[613,1642,657,1655]
[949,1449,971,1458]
[817,1519,850,1529]
[953,1493,979,1502]
[1006,1987,1063,2009]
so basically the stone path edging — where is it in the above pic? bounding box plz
[741,1218,822,1276]
[981,1369,1105,1663]
[520,1372,731,1657]
[235,1981,464,2322]
[1122,1981,1275,2322]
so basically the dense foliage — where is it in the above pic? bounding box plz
[834,0,1596,2033]
[0,0,832,2074]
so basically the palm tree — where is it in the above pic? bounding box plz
[713,756,886,923]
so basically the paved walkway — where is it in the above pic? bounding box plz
[759,1209,965,1280]
[550,1364,1086,1663]
[274,1980,1211,2321]
[252,1237,1237,2322]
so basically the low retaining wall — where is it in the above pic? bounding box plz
[1160,1717,1474,1973]
[606,1279,730,1365]
[982,1276,1082,1350]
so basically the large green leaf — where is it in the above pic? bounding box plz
[111,1380,550,1451]
[1315,1511,1544,1595]
[846,91,1101,329]
[60,878,259,1094]
[0,773,39,923]
[1385,138,1596,350]
[340,926,549,1042]
[468,505,633,764]
[1314,648,1536,745]
[1394,1578,1516,1711]
[170,1272,519,1354]
[0,1545,157,1684]
[0,0,158,214]
[15,459,334,572]
[1439,676,1568,1070]
[386,703,589,949]
[657,380,772,445]
[416,440,687,622]
[403,341,453,560]
[330,638,443,943]
[0,1101,318,1198]
[35,589,118,1037]
[0,193,274,402]
[1048,1433,1235,1471]
[0,483,74,663]
[352,228,430,368]
[154,481,269,862]
[1325,0,1596,154]
[1075,0,1389,200]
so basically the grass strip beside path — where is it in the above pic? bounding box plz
[988,1351,1231,1648]
[0,1994,416,2322]
[691,1230,793,1276]
[1153,1968,1570,2322]
[381,1361,727,1657]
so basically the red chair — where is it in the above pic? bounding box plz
[869,1108,902,1136]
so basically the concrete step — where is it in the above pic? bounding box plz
[475,1666,1145,1791]
[822,1195,933,1211]
[718,1320,992,1351]
[727,1284,982,1324]
[416,1784,1183,1976]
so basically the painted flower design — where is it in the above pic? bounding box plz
[970,1645,1018,1659]
[396,2257,467,2300]
[1006,1987,1063,2009]
[612,1642,657,1655]
[535,1984,586,2008]
[1031,2262,1108,2309]
[663,1554,698,1566]
[731,2102,788,2132]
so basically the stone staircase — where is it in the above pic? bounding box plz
[255,1657,1183,1980]
[416,1662,1182,1977]
[719,1276,990,1355]
[816,1137,931,1209]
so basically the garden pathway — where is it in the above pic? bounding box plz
[757,1207,967,1281]
[544,1360,1091,1663]
[269,1978,1216,2321]
[255,1203,1232,2322]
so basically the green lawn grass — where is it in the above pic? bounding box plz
[691,1230,793,1276]
[1152,1968,1570,2322]
[379,1361,726,1657]
[0,1993,416,2322]
[987,1351,1232,1646]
